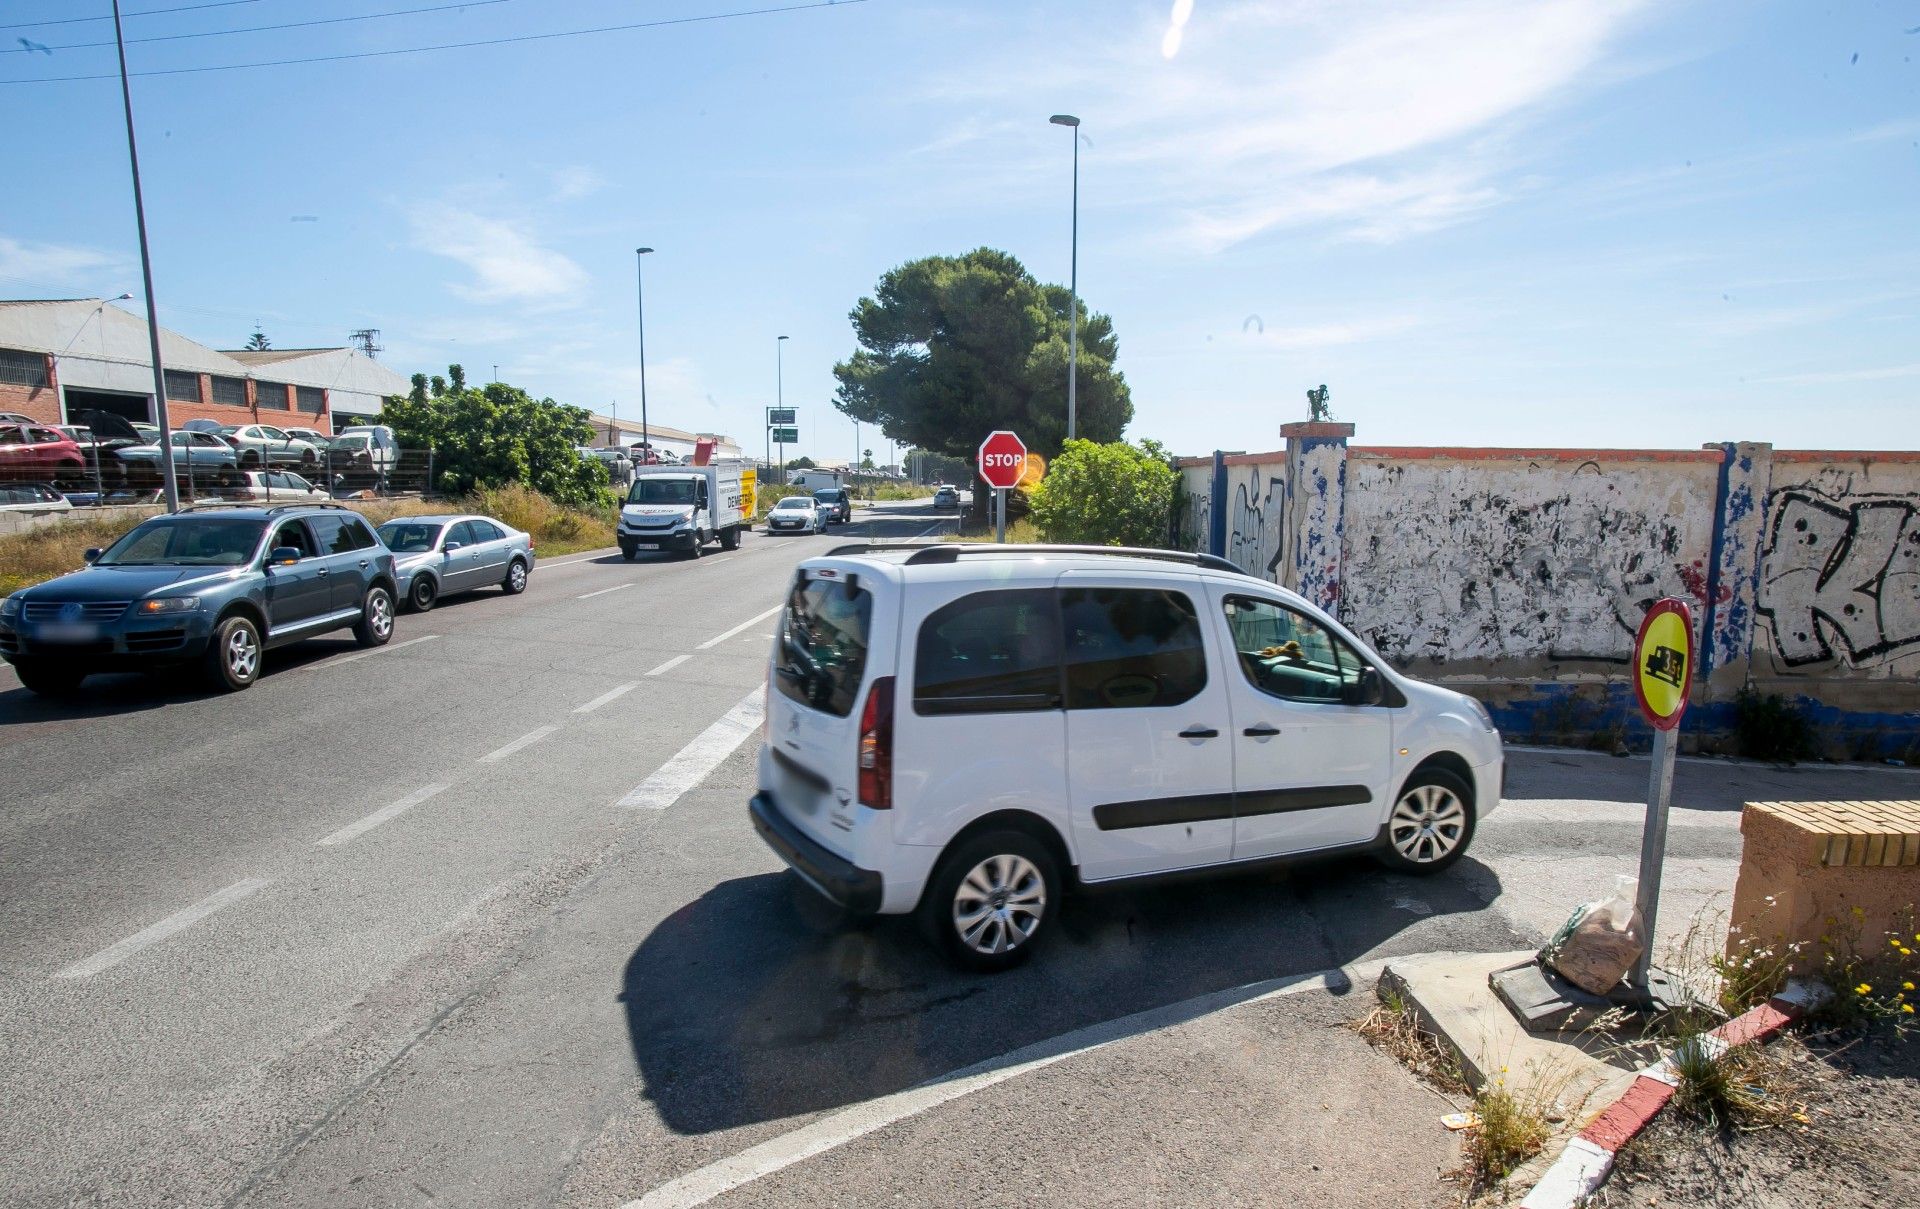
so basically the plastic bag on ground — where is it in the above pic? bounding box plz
[1539,875,1646,996]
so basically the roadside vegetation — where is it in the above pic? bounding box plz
[1028,438,1177,547]
[0,483,616,596]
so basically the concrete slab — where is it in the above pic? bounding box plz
[1381,951,1637,1125]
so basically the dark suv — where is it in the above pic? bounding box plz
[0,503,398,695]
[811,487,852,525]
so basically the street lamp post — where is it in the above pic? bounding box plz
[112,0,181,513]
[1050,113,1081,442]
[775,335,789,481]
[635,247,653,462]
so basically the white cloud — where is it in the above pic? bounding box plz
[1242,314,1423,349]
[0,235,128,294]
[1751,363,1920,386]
[550,166,605,202]
[407,205,588,305]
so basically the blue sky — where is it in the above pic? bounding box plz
[2,0,1916,460]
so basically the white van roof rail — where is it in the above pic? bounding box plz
[822,541,1255,578]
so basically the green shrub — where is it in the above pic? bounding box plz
[1028,438,1176,547]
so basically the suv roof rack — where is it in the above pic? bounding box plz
[178,500,353,516]
[822,541,1255,577]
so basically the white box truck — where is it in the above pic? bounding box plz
[619,459,752,559]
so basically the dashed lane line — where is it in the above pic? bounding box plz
[578,583,633,600]
[54,878,272,980]
[695,605,783,650]
[645,654,691,677]
[616,687,764,809]
[477,725,559,765]
[316,784,450,847]
[574,683,640,713]
[291,633,440,673]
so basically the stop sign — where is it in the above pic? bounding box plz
[977,430,1028,490]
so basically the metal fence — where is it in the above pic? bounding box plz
[0,447,440,505]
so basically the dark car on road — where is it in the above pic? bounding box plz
[811,486,852,525]
[0,503,398,696]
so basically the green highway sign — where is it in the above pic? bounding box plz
[771,426,799,443]
[767,407,797,426]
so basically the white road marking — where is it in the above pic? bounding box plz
[695,605,782,650]
[537,551,616,569]
[316,784,449,847]
[916,521,948,538]
[646,654,691,677]
[617,687,764,809]
[55,878,271,980]
[478,724,559,764]
[695,557,735,568]
[293,633,439,673]
[578,583,632,600]
[623,959,1391,1209]
[574,683,640,713]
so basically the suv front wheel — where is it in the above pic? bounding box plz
[919,830,1059,972]
[203,614,262,692]
[353,585,395,647]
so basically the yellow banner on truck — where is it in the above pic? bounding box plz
[741,467,756,515]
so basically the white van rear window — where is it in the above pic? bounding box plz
[775,575,872,717]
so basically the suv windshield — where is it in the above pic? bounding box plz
[775,575,872,717]
[97,518,265,566]
[377,521,443,553]
[628,479,697,505]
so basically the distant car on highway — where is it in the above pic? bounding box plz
[811,486,852,525]
[931,485,960,510]
[376,513,533,612]
[767,495,826,535]
[0,503,398,695]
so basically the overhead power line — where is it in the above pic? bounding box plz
[4,0,520,56]
[1,0,871,84]
[5,0,261,32]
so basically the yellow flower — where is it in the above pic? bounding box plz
[1851,906,1865,918]
[1855,983,1873,995]
[1904,982,1915,992]
[1906,1004,1916,1014]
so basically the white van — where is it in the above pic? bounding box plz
[620,459,751,558]
[752,543,1504,970]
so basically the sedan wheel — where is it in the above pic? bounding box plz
[1379,769,1475,873]
[503,560,529,594]
[408,576,437,613]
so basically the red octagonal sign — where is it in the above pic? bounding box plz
[977,429,1028,490]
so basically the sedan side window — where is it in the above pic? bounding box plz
[914,589,1061,714]
[446,521,478,547]
[468,519,504,542]
[1221,595,1363,704]
[1060,587,1207,710]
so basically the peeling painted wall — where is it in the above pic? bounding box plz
[1754,457,1920,681]
[1340,455,1720,670]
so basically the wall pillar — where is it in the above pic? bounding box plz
[1281,421,1355,614]
[1207,450,1228,559]
[1700,441,1774,698]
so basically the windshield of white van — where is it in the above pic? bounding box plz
[628,479,697,505]
[775,574,872,717]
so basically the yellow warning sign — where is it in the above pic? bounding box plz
[1632,598,1693,731]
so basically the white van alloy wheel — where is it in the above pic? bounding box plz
[952,854,1046,955]
[1390,783,1467,864]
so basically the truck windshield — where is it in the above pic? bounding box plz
[628,479,697,505]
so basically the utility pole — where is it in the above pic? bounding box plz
[111,0,180,512]
[1050,113,1082,441]
[636,247,653,462]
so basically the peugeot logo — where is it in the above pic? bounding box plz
[60,603,83,622]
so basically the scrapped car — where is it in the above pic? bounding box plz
[0,503,397,695]
[767,495,826,535]
[116,430,240,480]
[0,423,85,488]
[0,482,72,514]
[376,514,533,612]
[218,424,323,469]
[212,470,331,503]
[751,543,1504,971]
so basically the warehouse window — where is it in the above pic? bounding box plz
[295,386,324,412]
[255,381,289,410]
[209,375,247,407]
[164,370,201,402]
[0,348,49,388]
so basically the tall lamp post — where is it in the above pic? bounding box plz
[635,247,653,461]
[1049,113,1081,441]
[112,0,181,512]
[775,334,789,480]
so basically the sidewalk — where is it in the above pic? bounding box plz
[638,971,1465,1209]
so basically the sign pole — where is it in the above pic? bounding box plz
[995,488,1007,543]
[1630,725,1679,993]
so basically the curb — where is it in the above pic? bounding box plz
[1516,979,1829,1209]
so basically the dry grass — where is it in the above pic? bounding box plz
[1463,1081,1553,1186]
[0,484,617,596]
[1352,989,1471,1095]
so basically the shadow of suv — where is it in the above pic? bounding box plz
[0,503,398,695]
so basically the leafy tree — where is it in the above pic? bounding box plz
[245,329,271,351]
[787,455,817,470]
[832,248,1131,464]
[387,366,607,509]
[861,448,874,470]
[1029,438,1177,547]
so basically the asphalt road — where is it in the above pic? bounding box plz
[2,500,1915,1208]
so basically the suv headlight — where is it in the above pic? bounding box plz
[139,596,201,614]
[0,595,19,619]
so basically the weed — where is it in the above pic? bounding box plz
[1806,906,1920,1036]
[1731,688,1819,763]
[1669,1032,1802,1129]
[1462,1080,1551,1184]
[1351,991,1470,1095]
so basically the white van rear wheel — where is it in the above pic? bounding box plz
[920,830,1057,972]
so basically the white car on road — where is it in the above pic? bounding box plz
[751,543,1504,970]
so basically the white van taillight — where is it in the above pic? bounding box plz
[856,675,895,810]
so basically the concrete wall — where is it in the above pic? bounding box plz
[1176,431,1920,754]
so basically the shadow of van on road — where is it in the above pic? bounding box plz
[622,854,1505,1136]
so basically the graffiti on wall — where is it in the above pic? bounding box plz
[1339,462,1707,666]
[1225,466,1287,579]
[1756,490,1920,668]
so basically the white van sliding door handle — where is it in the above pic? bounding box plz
[1179,726,1220,740]
[1243,724,1280,738]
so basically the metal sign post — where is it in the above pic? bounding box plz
[995,487,1007,543]
[1627,596,1695,996]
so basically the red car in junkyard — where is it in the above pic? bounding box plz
[0,423,85,487]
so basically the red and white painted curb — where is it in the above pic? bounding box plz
[1517,980,1830,1209]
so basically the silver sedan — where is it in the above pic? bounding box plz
[375,513,535,612]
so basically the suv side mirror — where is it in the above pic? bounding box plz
[83,547,102,563]
[268,546,302,566]
[1344,666,1383,706]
